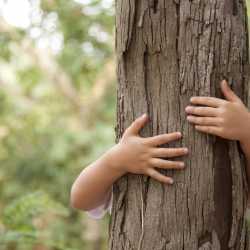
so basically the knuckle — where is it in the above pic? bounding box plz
[164,148,171,156]
[146,149,154,159]
[219,127,225,133]
[173,162,182,168]
[188,116,194,122]
[191,97,197,102]
[199,126,205,131]
[132,121,139,128]
[149,170,157,179]
[133,119,140,126]
[195,117,200,122]
[164,134,171,141]
[219,118,225,125]
[130,120,136,127]
[172,149,181,155]
[148,158,156,167]
[177,148,183,154]
[163,160,171,168]
[140,165,148,174]
[207,127,212,133]
[130,120,137,127]
[222,102,229,109]
[142,138,149,146]
[175,148,183,155]
[196,107,202,114]
[217,108,224,115]
[145,168,152,176]
[195,117,201,123]
[171,132,179,138]
[135,116,141,122]
[124,126,131,135]
[199,117,205,123]
[143,157,151,168]
[235,102,242,108]
[196,97,202,102]
[152,135,161,145]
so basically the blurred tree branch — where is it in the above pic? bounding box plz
[0,17,116,127]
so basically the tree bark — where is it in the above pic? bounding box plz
[109,0,250,249]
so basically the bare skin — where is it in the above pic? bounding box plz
[70,114,188,211]
[185,80,250,199]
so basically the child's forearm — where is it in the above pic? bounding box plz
[70,146,126,211]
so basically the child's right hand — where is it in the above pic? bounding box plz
[107,114,188,185]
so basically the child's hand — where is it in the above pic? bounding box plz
[185,80,250,143]
[108,114,188,185]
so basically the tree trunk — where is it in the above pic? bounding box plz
[109,0,250,249]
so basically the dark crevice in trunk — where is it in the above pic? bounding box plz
[175,0,180,71]
[143,48,152,132]
[198,231,212,248]
[214,139,232,250]
[232,0,238,16]
[152,0,158,13]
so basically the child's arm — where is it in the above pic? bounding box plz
[70,114,189,211]
[185,80,250,192]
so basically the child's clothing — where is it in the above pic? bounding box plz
[86,191,113,219]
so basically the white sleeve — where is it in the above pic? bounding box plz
[86,191,113,219]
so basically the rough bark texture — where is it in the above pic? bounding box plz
[109,0,250,249]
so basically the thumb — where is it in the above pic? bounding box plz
[220,79,241,102]
[125,113,149,135]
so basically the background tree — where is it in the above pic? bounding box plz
[110,0,250,249]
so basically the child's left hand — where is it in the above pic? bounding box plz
[185,80,250,144]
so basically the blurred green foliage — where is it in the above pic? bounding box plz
[0,0,115,249]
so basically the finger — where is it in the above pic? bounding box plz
[195,125,222,137]
[146,132,182,146]
[187,116,221,126]
[146,168,174,185]
[185,106,218,117]
[220,79,242,103]
[150,158,185,170]
[125,113,149,135]
[152,147,188,158]
[190,96,226,108]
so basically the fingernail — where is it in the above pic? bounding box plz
[180,162,185,167]
[184,148,188,153]
[222,79,227,85]
[168,179,174,185]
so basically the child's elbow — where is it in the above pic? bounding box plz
[70,185,87,211]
